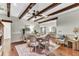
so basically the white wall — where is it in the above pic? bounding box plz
[2,22,11,39]
[0,14,11,20]
[1,22,11,56]
[0,14,23,43]
[11,18,57,43]
[11,18,40,42]
[40,20,57,34]
[0,14,18,43]
[0,14,40,43]
[0,14,12,40]
[57,9,79,35]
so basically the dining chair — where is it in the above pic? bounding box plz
[28,35,38,52]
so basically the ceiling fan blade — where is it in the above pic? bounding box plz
[38,14,43,16]
[37,14,48,18]
[38,15,44,18]
[27,12,32,15]
[34,16,37,18]
[27,16,31,17]
[41,14,48,18]
[36,11,39,14]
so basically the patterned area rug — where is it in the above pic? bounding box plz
[15,44,45,56]
[15,43,60,56]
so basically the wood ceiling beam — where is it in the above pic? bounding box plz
[38,17,58,24]
[27,3,61,20]
[2,19,12,23]
[48,3,79,16]
[19,3,36,19]
[7,3,11,17]
[35,3,79,22]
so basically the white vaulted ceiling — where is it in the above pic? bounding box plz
[0,3,79,23]
[21,3,75,21]
[42,3,74,16]
[10,3,29,17]
[22,3,52,20]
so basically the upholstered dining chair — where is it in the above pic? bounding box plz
[42,34,50,55]
[28,35,38,52]
[37,38,45,49]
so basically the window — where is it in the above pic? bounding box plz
[40,27,46,34]
[51,27,56,34]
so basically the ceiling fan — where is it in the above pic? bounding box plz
[27,10,48,18]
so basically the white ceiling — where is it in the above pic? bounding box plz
[0,3,7,15]
[22,3,52,20]
[42,3,74,15]
[11,3,29,17]
[21,3,78,22]
[0,3,79,22]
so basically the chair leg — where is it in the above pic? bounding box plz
[30,47,32,52]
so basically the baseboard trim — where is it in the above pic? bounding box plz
[11,41,25,45]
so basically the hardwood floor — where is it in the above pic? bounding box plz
[10,41,25,56]
[54,45,79,56]
[10,41,79,56]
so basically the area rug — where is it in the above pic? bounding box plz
[15,43,60,56]
[15,44,45,56]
